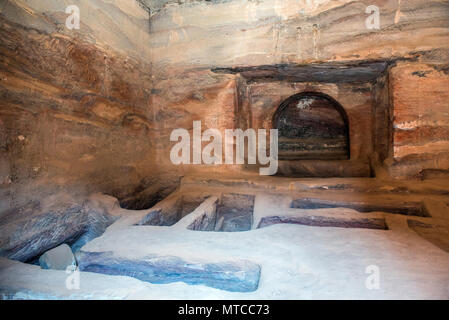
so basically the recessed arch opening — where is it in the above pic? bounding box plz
[273,92,350,160]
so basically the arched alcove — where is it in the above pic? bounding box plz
[273,92,350,160]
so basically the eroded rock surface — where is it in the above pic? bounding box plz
[0,194,116,262]
[76,251,261,292]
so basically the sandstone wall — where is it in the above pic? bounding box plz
[149,0,449,180]
[150,69,243,178]
[0,0,170,213]
[149,0,449,69]
[387,61,449,178]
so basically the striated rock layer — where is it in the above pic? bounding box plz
[0,193,116,262]
[0,0,176,214]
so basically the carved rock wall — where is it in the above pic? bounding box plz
[1,0,449,219]
[148,0,449,179]
[388,62,449,178]
[0,0,165,213]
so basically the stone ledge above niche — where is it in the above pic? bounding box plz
[212,60,390,84]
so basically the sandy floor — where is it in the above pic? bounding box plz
[1,176,449,300]
[1,222,449,299]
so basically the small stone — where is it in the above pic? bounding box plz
[39,244,76,271]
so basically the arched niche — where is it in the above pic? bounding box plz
[273,92,350,160]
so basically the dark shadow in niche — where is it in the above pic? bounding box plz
[291,197,430,217]
[273,92,350,161]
